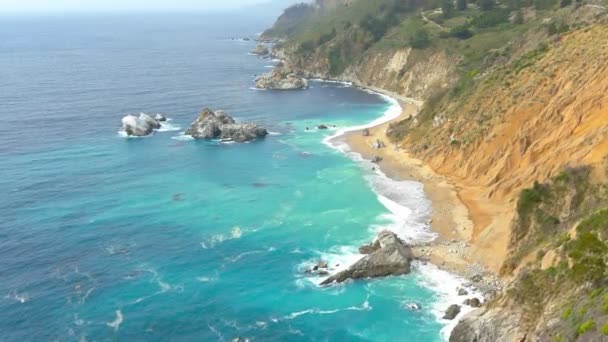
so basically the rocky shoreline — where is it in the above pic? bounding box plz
[250,40,503,337]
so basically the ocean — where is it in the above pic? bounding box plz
[0,12,471,341]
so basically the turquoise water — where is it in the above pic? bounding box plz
[0,13,466,341]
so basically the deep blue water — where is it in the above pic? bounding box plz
[0,13,466,341]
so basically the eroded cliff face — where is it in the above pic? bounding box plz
[399,25,608,273]
[342,48,459,101]
[281,46,459,101]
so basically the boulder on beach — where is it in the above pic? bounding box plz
[443,304,461,320]
[371,156,383,164]
[255,68,308,90]
[320,230,413,286]
[121,113,161,137]
[185,108,268,143]
[464,297,482,308]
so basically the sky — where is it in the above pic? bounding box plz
[0,0,298,13]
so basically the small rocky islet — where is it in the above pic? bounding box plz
[255,67,308,90]
[120,108,268,143]
[184,108,268,142]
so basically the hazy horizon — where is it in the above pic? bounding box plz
[0,0,303,14]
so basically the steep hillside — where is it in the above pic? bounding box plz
[264,0,608,339]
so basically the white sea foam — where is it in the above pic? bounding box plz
[296,246,363,287]
[414,262,484,340]
[171,133,194,141]
[157,121,181,132]
[279,297,371,321]
[106,310,123,331]
[5,290,29,304]
[200,226,250,249]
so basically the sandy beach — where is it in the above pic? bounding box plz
[333,94,500,287]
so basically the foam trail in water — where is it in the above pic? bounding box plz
[106,310,123,331]
[171,133,194,141]
[157,119,181,132]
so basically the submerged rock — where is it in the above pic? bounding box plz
[317,124,328,130]
[403,302,422,311]
[320,230,413,286]
[121,113,161,136]
[458,288,469,296]
[443,304,461,320]
[185,108,268,143]
[255,68,308,90]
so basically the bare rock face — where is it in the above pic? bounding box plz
[320,230,413,285]
[449,308,527,342]
[443,304,461,320]
[255,68,308,90]
[121,113,161,136]
[185,108,268,142]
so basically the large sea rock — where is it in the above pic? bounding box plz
[255,68,308,90]
[320,230,413,285]
[185,108,268,142]
[121,113,161,136]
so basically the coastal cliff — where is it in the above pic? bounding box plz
[264,0,608,340]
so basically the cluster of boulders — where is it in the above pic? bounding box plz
[255,68,308,90]
[305,260,334,276]
[320,231,413,286]
[121,113,166,137]
[185,108,268,143]
[442,286,484,320]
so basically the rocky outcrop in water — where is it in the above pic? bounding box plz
[154,114,167,122]
[121,113,161,136]
[443,304,461,320]
[185,108,268,142]
[251,44,269,56]
[320,230,413,285]
[255,68,308,90]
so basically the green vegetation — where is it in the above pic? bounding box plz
[601,323,608,335]
[410,27,431,48]
[577,320,596,336]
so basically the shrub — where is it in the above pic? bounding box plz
[601,323,608,335]
[535,0,557,9]
[577,320,596,336]
[441,0,455,17]
[479,0,496,11]
[450,25,474,39]
[562,307,572,319]
[457,0,467,10]
[410,28,431,48]
[471,9,510,28]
